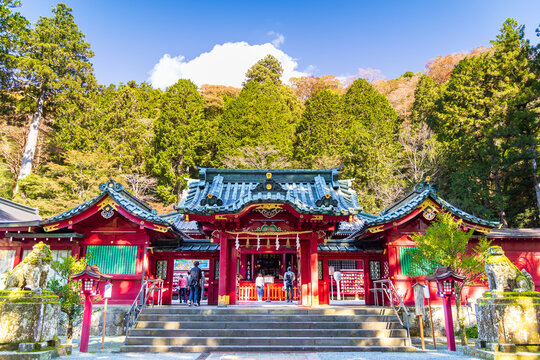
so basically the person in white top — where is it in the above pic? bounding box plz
[255,273,264,301]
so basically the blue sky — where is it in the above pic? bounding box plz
[18,0,540,88]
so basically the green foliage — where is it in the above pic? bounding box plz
[47,254,88,345]
[147,79,205,204]
[14,150,116,216]
[294,89,344,168]
[429,19,539,227]
[465,325,478,339]
[0,0,29,90]
[217,79,302,165]
[409,212,491,345]
[245,54,283,84]
[341,79,403,212]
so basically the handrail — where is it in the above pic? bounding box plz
[123,278,163,341]
[372,279,411,345]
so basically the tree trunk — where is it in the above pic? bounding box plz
[66,321,73,345]
[531,145,540,216]
[15,89,46,192]
[455,285,468,345]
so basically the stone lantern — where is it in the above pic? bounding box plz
[71,265,112,353]
[426,266,465,351]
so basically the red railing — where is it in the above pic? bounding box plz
[239,283,298,301]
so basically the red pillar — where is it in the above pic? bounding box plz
[218,234,229,305]
[79,294,93,352]
[310,234,319,307]
[228,241,237,305]
[300,239,311,306]
[443,295,457,351]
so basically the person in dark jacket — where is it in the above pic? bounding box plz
[188,261,202,306]
[284,267,295,303]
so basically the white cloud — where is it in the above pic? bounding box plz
[336,67,386,86]
[268,31,285,48]
[148,40,310,89]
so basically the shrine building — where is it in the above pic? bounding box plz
[0,167,538,306]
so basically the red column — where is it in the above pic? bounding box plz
[218,234,229,305]
[443,295,457,351]
[79,294,93,352]
[228,241,237,305]
[310,234,319,307]
[300,239,311,306]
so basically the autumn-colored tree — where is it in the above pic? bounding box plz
[425,46,489,85]
[372,72,421,119]
[199,84,240,117]
[289,75,344,102]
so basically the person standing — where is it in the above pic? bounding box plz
[178,274,187,304]
[284,266,295,303]
[197,270,205,306]
[255,273,264,301]
[188,261,202,306]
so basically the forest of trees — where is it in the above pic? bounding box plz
[0,1,539,228]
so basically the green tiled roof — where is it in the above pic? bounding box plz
[45,180,174,229]
[176,167,362,216]
[370,181,500,227]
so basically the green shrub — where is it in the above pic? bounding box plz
[465,325,478,338]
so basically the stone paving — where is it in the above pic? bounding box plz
[58,336,480,360]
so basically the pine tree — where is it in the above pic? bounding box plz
[294,89,344,168]
[341,79,403,212]
[147,79,204,204]
[14,4,95,189]
[433,19,539,227]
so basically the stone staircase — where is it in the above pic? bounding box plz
[120,306,416,352]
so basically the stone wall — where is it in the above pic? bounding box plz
[408,303,477,337]
[58,304,129,337]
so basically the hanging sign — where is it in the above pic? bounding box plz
[103,283,113,299]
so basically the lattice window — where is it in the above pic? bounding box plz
[86,245,137,275]
[156,260,168,280]
[383,261,389,278]
[369,261,381,280]
[328,260,357,271]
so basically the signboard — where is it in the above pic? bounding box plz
[333,271,341,281]
[103,283,112,299]
[173,259,209,271]
[412,283,426,316]
[423,284,431,299]
[329,266,335,276]
[264,275,274,284]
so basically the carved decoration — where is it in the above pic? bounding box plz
[254,207,285,218]
[3,242,52,290]
[422,206,437,221]
[252,178,287,195]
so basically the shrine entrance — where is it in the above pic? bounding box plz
[176,168,363,307]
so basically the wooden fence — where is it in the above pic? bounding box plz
[239,283,298,301]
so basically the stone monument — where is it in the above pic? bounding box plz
[475,246,540,353]
[0,242,66,355]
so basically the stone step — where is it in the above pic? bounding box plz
[136,314,397,322]
[141,307,395,316]
[120,344,417,353]
[134,320,404,330]
[127,328,408,338]
[125,336,411,347]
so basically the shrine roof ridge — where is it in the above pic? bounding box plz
[177,167,362,216]
[366,180,500,228]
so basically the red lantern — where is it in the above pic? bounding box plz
[71,265,112,353]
